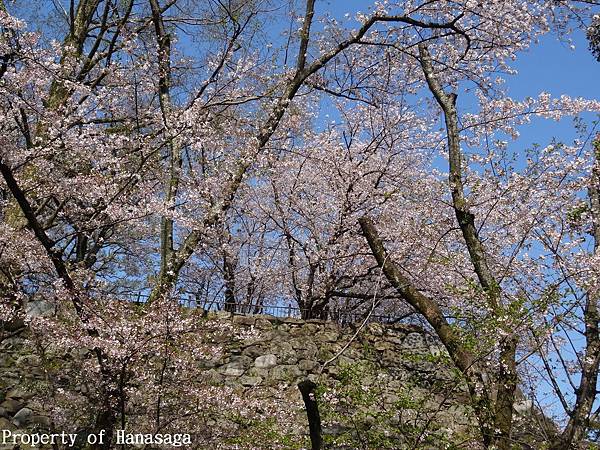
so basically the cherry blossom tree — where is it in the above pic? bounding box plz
[355,3,600,448]
[1,0,600,449]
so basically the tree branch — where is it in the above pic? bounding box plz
[418,42,500,308]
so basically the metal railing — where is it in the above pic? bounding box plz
[120,292,408,325]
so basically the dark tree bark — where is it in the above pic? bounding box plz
[223,252,237,313]
[298,379,322,450]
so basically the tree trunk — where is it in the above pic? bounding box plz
[223,253,236,313]
[298,379,322,450]
[91,399,116,450]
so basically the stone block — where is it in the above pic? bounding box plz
[318,331,339,342]
[367,323,384,336]
[302,323,320,334]
[0,354,15,368]
[239,376,263,387]
[374,341,392,352]
[271,365,302,381]
[242,345,264,359]
[279,352,298,365]
[247,367,268,378]
[303,342,319,358]
[0,417,15,432]
[282,317,303,325]
[254,354,277,369]
[0,398,24,415]
[252,314,278,322]
[12,407,32,427]
[222,362,245,377]
[306,319,326,324]
[203,369,224,384]
[198,357,220,369]
[307,374,319,383]
[298,359,318,372]
[6,387,33,400]
[213,311,232,320]
[229,355,252,367]
[289,338,307,350]
[30,366,46,379]
[382,349,400,364]
[254,318,274,330]
[289,326,307,337]
[401,332,427,350]
[385,333,406,345]
[317,348,334,361]
[228,345,243,355]
[324,365,341,379]
[336,355,354,367]
[233,315,255,326]
[383,394,401,405]
[31,414,51,429]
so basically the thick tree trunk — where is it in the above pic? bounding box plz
[358,217,501,447]
[298,379,322,450]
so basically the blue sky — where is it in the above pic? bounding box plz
[306,1,600,149]
[508,29,600,149]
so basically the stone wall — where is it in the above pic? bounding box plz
[197,312,472,448]
[204,311,449,387]
[1,328,50,439]
[0,309,475,449]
